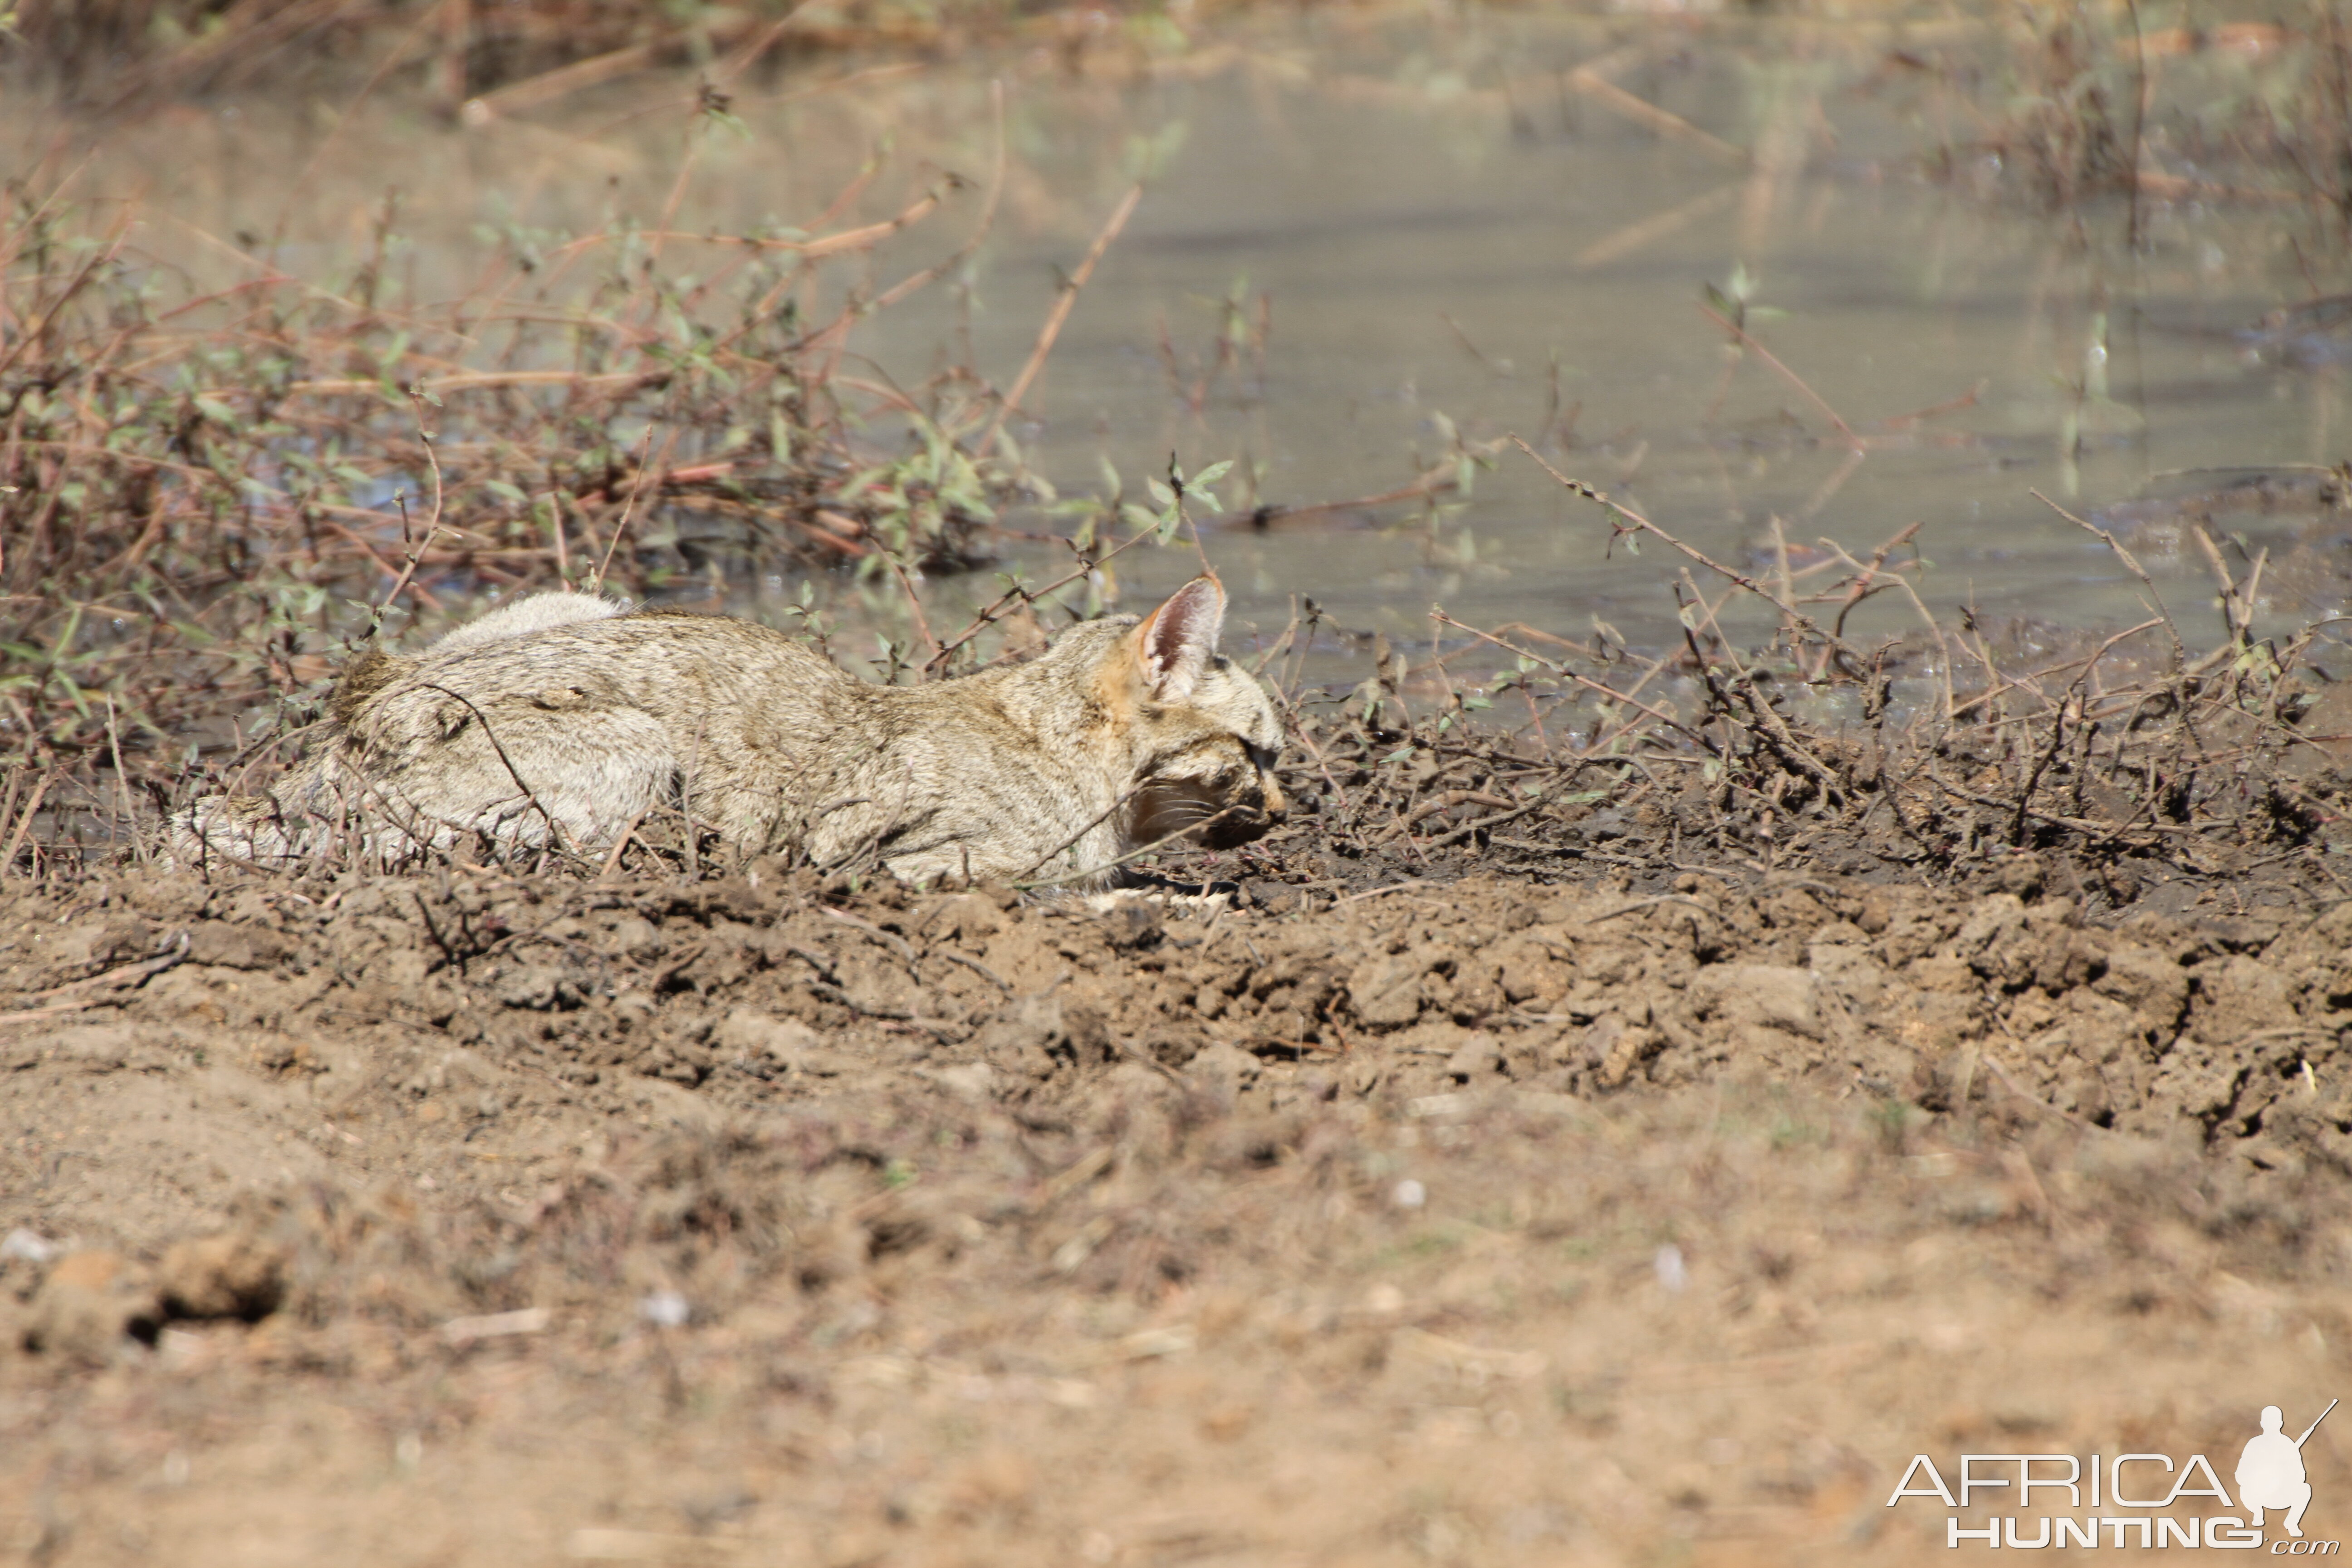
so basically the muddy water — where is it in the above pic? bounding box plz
[935,50,2352,662]
[40,19,2352,669]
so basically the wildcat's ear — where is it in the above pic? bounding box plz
[1132,577,1225,702]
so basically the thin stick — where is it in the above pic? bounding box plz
[1011,783,1147,882]
[2031,488,2185,665]
[1337,879,1436,906]
[1511,436,1865,668]
[1564,59,1749,167]
[105,696,136,861]
[1672,568,1847,802]
[1208,460,1460,529]
[2124,0,2150,252]
[1697,302,1862,452]
[978,183,1143,458]
[1811,531,1954,721]
[0,769,23,870]
[1433,612,1715,753]
[2190,523,2264,647]
[1417,774,1591,852]
[596,811,648,881]
[1827,520,1923,642]
[466,40,656,118]
[720,173,977,361]
[1014,805,1246,892]
[412,683,573,857]
[15,935,190,1005]
[1249,598,1302,679]
[1289,722,1355,818]
[265,368,662,399]
[885,555,941,665]
[1949,618,2165,722]
[923,514,1165,675]
[860,81,1006,319]
[373,394,451,636]
[591,426,665,594]
[1573,182,1741,270]
[680,718,711,882]
[628,194,954,262]
[1877,380,1987,430]
[0,767,54,877]
[324,519,446,614]
[548,493,570,583]
[637,103,710,303]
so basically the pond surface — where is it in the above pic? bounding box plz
[35,12,2352,672]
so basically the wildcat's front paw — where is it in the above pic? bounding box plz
[1083,882,1240,917]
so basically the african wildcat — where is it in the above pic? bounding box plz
[170,577,1287,884]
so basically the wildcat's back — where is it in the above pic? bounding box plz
[171,578,1285,882]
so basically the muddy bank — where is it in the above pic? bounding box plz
[6,860,2345,1192]
[3,862,2351,1562]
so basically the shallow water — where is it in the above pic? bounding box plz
[33,13,2352,676]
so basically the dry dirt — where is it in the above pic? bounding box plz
[4,850,2352,1565]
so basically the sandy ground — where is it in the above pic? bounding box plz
[3,854,2350,1565]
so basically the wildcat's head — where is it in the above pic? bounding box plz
[1094,576,1289,853]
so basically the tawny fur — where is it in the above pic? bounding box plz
[170,578,1286,884]
[417,588,633,654]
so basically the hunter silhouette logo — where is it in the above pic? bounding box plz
[2243,1401,2335,1540]
[1885,1399,2341,1550]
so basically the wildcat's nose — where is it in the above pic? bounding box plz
[1260,771,1288,825]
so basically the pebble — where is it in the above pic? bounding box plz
[1654,1243,1688,1294]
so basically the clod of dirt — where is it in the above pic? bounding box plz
[16,1025,150,1074]
[929,1062,998,1100]
[1444,1033,1505,1083]
[1188,1042,1262,1101]
[158,1232,288,1322]
[1994,851,2047,901]
[19,1251,161,1363]
[715,1008,831,1075]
